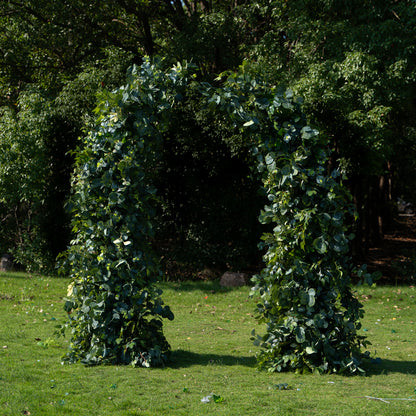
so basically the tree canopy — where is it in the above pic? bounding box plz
[0,0,415,274]
[246,0,416,246]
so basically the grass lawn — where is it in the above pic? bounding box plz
[0,272,415,415]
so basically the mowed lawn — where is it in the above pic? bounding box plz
[0,272,415,415]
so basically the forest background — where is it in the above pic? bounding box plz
[1,0,415,276]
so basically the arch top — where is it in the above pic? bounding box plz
[103,57,312,146]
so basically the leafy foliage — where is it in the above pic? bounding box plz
[205,66,372,374]
[251,130,371,374]
[0,89,71,272]
[244,0,416,245]
[63,58,370,373]
[60,59,196,366]
[0,41,132,271]
[3,0,414,271]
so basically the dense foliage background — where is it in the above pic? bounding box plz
[1,0,415,273]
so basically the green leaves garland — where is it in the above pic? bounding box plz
[61,59,194,367]
[62,58,370,373]
[207,67,371,374]
[252,134,369,374]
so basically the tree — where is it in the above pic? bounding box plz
[2,0,415,272]
[0,2,136,269]
[0,46,133,270]
[243,0,416,249]
[0,89,60,270]
[0,0,253,270]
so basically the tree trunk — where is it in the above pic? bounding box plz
[349,166,394,260]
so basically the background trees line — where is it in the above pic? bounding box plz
[0,0,415,273]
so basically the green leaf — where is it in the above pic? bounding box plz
[313,236,328,254]
[265,153,276,171]
[109,192,118,204]
[305,346,316,355]
[213,395,224,403]
[308,288,316,307]
[295,326,305,343]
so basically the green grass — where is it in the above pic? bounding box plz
[0,272,415,415]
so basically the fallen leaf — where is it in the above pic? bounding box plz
[213,394,224,403]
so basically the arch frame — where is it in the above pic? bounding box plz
[61,58,370,374]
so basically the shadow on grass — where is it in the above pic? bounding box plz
[159,280,245,293]
[365,359,416,376]
[169,349,256,368]
[0,271,36,279]
[0,271,59,279]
